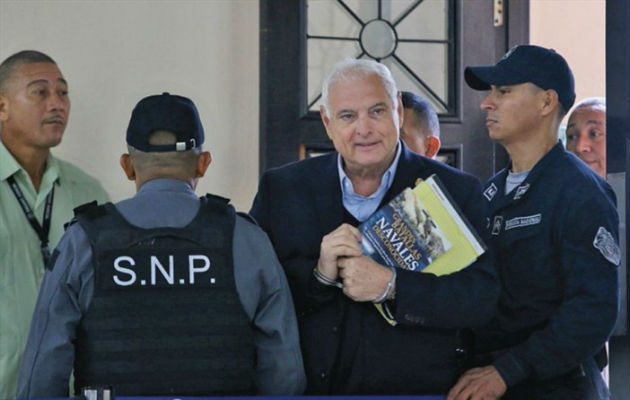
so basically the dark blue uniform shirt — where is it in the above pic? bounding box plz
[476,142,620,389]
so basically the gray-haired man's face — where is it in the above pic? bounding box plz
[566,107,606,178]
[320,73,402,176]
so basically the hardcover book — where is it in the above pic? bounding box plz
[358,174,486,325]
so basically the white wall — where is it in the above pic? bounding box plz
[0,0,259,211]
[530,0,606,105]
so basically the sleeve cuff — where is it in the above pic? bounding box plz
[493,351,534,387]
[306,267,340,306]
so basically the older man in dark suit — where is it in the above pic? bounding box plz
[250,58,498,395]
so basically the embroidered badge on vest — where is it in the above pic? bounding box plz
[484,183,498,201]
[593,226,621,266]
[505,213,541,230]
[513,183,530,200]
[491,216,503,235]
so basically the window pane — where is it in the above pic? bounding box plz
[307,39,362,111]
[307,0,362,37]
[343,0,379,22]
[306,0,453,115]
[393,42,449,113]
[396,0,448,40]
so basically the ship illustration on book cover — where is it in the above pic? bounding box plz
[359,174,486,325]
[359,186,452,272]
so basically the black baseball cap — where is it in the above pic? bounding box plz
[464,45,576,111]
[126,92,204,152]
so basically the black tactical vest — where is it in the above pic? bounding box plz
[73,195,256,395]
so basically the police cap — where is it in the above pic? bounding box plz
[464,45,575,111]
[126,92,204,152]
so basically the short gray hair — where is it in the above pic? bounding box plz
[128,130,201,177]
[572,96,606,113]
[321,58,398,118]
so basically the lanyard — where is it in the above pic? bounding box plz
[6,175,55,266]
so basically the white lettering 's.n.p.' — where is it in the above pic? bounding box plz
[189,255,211,284]
[113,256,136,286]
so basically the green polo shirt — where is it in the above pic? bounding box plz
[0,139,109,398]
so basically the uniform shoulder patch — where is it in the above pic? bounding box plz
[593,227,621,266]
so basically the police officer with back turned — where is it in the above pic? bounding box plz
[17,93,306,397]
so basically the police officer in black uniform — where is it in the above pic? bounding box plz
[17,93,305,397]
[447,45,620,400]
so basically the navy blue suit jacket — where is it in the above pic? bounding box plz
[250,144,498,394]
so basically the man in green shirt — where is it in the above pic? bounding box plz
[0,50,109,398]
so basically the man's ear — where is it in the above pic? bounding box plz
[541,90,559,116]
[425,136,441,159]
[320,105,333,140]
[0,94,10,123]
[195,151,212,178]
[120,154,136,181]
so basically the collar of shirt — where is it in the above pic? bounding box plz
[118,178,201,229]
[136,178,197,198]
[505,169,530,195]
[0,139,20,182]
[337,142,402,222]
[501,142,566,198]
[0,139,60,207]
